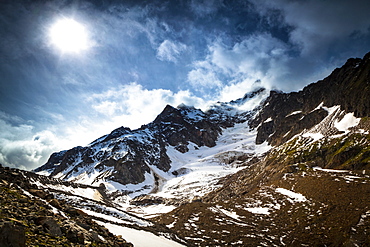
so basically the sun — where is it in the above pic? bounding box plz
[49,18,90,53]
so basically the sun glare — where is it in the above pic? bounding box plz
[49,18,90,53]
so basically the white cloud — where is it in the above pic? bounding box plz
[87,83,208,129]
[218,79,263,103]
[156,40,187,62]
[188,33,290,94]
[187,64,223,90]
[0,117,61,170]
[209,34,289,77]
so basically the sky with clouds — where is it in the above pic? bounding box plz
[1,0,370,170]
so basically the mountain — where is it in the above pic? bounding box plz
[153,52,370,246]
[2,52,369,246]
[34,87,270,206]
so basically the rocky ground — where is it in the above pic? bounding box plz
[0,164,133,247]
[153,126,370,246]
[153,164,370,246]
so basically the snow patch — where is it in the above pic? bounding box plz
[126,204,177,219]
[286,111,302,117]
[302,132,324,141]
[217,207,241,220]
[334,112,360,132]
[94,221,185,247]
[312,102,324,112]
[275,188,307,202]
[79,208,129,224]
[245,207,270,215]
[166,220,176,228]
[264,117,272,123]
[35,170,52,176]
[313,167,349,173]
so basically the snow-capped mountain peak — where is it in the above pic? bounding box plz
[34,88,270,209]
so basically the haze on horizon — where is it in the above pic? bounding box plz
[1,0,370,170]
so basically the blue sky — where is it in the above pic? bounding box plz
[1,0,370,170]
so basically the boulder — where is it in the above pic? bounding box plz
[34,216,62,237]
[47,198,62,209]
[28,189,48,199]
[0,222,26,247]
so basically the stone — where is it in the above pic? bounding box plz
[66,207,87,217]
[34,216,62,237]
[62,221,94,244]
[44,193,54,200]
[0,222,26,247]
[28,189,48,199]
[47,198,61,209]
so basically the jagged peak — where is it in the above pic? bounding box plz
[101,126,132,143]
[153,104,180,124]
[230,87,267,105]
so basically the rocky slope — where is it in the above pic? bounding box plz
[0,164,191,246]
[154,162,370,246]
[0,164,134,247]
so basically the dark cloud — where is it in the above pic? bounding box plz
[1,0,370,170]
[252,0,370,57]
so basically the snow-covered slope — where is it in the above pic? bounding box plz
[123,123,271,217]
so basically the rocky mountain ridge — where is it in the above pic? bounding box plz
[251,52,370,146]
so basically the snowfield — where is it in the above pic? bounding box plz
[119,123,271,217]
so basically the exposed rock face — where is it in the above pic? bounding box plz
[152,104,223,152]
[251,52,370,146]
